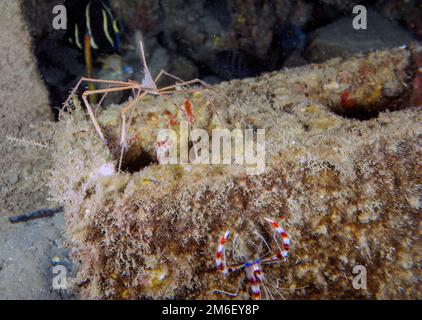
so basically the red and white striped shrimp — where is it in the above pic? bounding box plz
[209,217,291,300]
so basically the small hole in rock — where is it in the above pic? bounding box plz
[118,150,158,173]
[339,109,382,121]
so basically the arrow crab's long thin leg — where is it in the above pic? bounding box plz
[63,77,134,107]
[81,85,138,144]
[118,88,148,172]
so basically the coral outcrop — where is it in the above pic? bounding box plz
[50,46,421,299]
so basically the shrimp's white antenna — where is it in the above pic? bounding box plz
[139,40,157,90]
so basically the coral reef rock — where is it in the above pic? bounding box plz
[376,0,422,40]
[305,9,415,63]
[0,0,53,214]
[50,46,421,299]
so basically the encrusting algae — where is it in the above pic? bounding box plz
[49,45,421,299]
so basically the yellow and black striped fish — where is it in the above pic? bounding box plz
[67,0,122,54]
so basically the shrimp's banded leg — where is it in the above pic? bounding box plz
[216,230,230,276]
[215,231,245,274]
[263,217,291,262]
[245,263,264,300]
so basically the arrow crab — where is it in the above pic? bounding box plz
[63,40,224,170]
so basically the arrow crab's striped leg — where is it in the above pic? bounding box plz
[262,217,291,263]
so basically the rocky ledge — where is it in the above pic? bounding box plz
[50,46,421,299]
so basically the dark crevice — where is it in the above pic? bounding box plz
[338,109,382,121]
[118,149,158,173]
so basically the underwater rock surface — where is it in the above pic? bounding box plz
[0,1,53,214]
[0,213,72,300]
[305,9,415,63]
[50,47,421,299]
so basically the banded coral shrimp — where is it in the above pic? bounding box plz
[209,217,302,300]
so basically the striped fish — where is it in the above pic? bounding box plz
[67,0,121,54]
